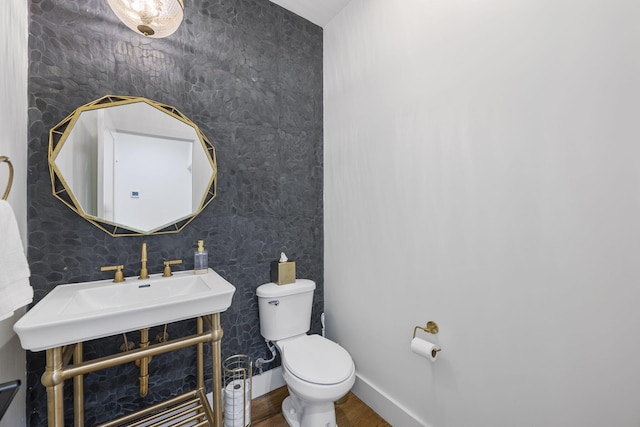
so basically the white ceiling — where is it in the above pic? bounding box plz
[269,0,352,27]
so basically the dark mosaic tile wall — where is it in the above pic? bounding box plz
[26,0,323,425]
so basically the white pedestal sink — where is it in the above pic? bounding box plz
[14,268,235,351]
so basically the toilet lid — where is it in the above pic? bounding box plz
[281,335,353,385]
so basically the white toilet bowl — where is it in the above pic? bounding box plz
[256,280,356,427]
[276,334,355,427]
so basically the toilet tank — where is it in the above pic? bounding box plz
[257,279,316,341]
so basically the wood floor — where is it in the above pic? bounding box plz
[251,386,392,427]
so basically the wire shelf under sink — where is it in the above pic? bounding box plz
[96,390,214,427]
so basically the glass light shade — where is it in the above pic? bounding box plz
[107,0,184,38]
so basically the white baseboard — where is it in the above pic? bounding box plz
[206,366,285,407]
[352,373,428,427]
[250,366,286,398]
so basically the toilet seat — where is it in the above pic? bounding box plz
[280,335,354,385]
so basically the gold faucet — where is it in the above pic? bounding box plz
[163,259,183,277]
[101,265,125,283]
[138,242,149,280]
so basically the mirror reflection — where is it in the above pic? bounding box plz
[49,96,217,236]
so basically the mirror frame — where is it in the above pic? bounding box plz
[48,95,217,237]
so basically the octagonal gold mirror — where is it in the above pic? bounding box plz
[49,95,217,236]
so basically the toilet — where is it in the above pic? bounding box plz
[257,279,355,427]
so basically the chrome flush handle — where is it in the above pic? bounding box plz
[268,300,279,306]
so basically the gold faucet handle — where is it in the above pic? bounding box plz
[101,265,125,283]
[163,259,183,277]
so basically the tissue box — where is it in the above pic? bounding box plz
[270,260,296,285]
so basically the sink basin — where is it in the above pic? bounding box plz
[14,268,236,351]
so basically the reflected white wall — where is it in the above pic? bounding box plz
[113,133,192,232]
[324,1,640,426]
[57,111,98,215]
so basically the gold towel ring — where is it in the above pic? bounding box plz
[1,156,14,200]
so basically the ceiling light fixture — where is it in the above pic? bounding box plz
[107,0,184,38]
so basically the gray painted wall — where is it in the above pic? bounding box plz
[325,0,640,426]
[27,0,322,425]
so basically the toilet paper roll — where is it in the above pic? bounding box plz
[224,378,251,427]
[225,389,250,401]
[411,337,440,361]
[224,420,250,427]
[224,403,251,427]
[225,400,250,414]
[224,380,251,399]
[225,393,248,403]
[225,378,251,392]
[224,412,251,424]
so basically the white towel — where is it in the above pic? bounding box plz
[0,200,32,321]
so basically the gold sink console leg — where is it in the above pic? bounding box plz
[197,317,204,391]
[211,313,223,427]
[196,317,208,425]
[43,347,65,427]
[73,342,84,427]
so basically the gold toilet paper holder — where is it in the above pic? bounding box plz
[413,321,439,338]
[412,321,441,358]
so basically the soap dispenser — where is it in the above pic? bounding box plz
[194,240,208,274]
